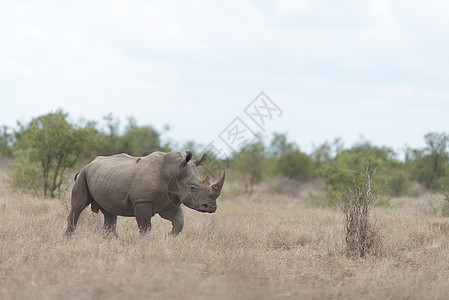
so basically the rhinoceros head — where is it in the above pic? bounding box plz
[171,151,225,213]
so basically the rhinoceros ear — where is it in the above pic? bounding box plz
[179,151,193,168]
[193,153,207,167]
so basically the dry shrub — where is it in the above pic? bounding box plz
[342,163,382,258]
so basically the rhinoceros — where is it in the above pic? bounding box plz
[65,150,225,236]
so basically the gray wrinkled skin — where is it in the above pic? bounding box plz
[65,150,225,236]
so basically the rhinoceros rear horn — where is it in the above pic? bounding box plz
[211,170,226,198]
[194,153,207,167]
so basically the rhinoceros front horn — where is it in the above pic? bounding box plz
[211,170,225,199]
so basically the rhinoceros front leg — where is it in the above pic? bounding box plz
[159,206,184,236]
[101,209,118,237]
[133,200,153,234]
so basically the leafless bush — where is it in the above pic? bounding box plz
[342,163,381,258]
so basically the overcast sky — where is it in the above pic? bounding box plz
[1,0,448,155]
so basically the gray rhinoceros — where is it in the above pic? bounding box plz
[65,150,225,236]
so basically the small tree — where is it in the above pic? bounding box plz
[119,117,166,156]
[269,133,315,181]
[425,133,449,189]
[232,138,268,193]
[9,110,99,197]
[405,132,449,190]
[311,137,344,167]
[342,163,380,258]
[269,132,295,158]
[0,125,13,157]
[98,115,169,156]
[100,113,121,155]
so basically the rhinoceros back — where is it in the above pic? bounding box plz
[84,154,138,203]
[80,152,173,215]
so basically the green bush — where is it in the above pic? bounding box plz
[319,143,409,202]
[319,150,378,202]
[276,149,315,181]
[270,133,316,181]
[8,149,43,196]
[384,168,410,197]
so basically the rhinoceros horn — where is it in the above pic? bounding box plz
[194,153,207,167]
[210,170,225,199]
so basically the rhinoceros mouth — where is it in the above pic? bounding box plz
[181,201,216,213]
[198,203,217,213]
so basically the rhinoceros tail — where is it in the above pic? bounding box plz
[74,171,80,181]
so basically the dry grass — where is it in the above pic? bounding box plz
[2,169,449,299]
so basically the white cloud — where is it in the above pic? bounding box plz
[426,108,437,115]
[3,59,35,77]
[278,0,310,13]
[369,0,393,22]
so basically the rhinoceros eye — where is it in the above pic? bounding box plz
[190,185,197,190]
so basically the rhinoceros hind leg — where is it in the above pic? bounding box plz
[65,170,93,235]
[159,206,184,236]
[65,205,88,235]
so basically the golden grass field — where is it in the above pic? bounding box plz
[2,168,449,300]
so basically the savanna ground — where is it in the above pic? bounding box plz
[2,166,449,300]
